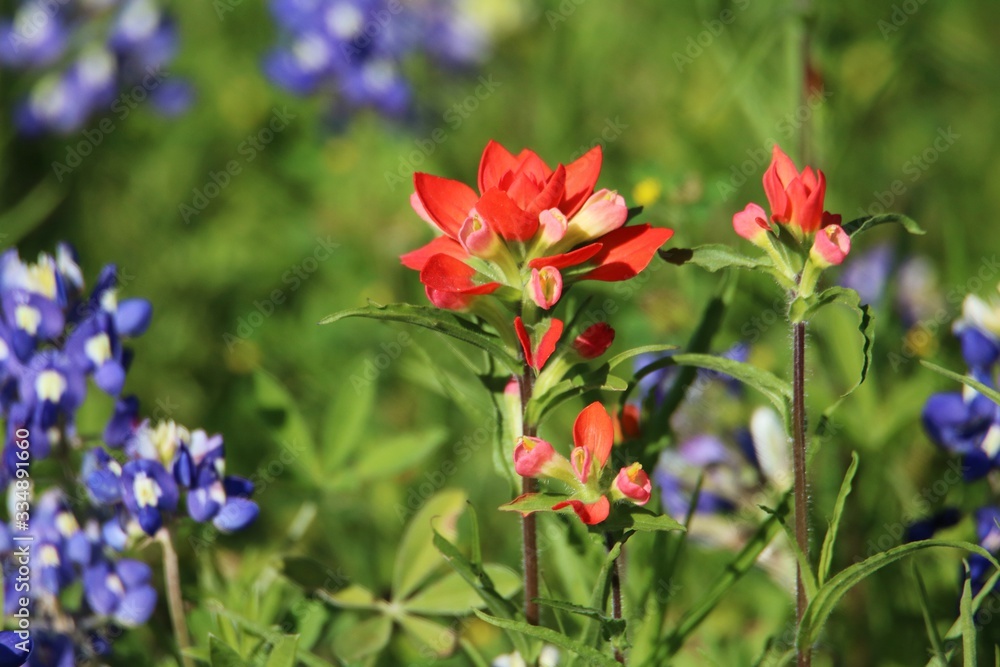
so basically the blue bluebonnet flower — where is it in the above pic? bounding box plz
[0,631,30,667]
[0,0,190,135]
[922,293,1000,481]
[83,558,157,626]
[838,242,894,306]
[121,458,179,535]
[264,0,488,118]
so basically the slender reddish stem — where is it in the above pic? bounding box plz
[792,321,811,667]
[519,368,540,629]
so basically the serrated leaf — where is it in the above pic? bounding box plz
[922,361,1000,406]
[398,614,457,657]
[320,301,521,373]
[331,615,392,663]
[474,611,621,667]
[393,489,467,599]
[265,634,299,667]
[798,539,1000,651]
[841,213,925,237]
[659,244,772,272]
[818,452,859,586]
[402,565,521,615]
[209,635,244,667]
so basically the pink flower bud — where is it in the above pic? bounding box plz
[570,189,628,238]
[458,211,503,259]
[732,203,771,245]
[529,266,563,310]
[573,323,615,359]
[513,436,556,478]
[614,463,651,505]
[809,224,851,268]
[537,208,568,247]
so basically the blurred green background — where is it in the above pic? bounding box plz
[3,0,1000,664]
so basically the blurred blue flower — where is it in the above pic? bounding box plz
[121,458,178,535]
[83,558,157,626]
[0,0,190,135]
[264,0,488,118]
[0,631,29,667]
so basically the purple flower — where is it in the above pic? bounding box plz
[121,459,179,535]
[83,558,157,626]
[0,630,30,667]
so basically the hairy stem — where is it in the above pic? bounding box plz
[606,533,626,664]
[519,367,540,631]
[158,528,194,667]
[792,321,811,667]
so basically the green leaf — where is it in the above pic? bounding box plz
[209,635,244,667]
[319,584,378,611]
[798,539,1000,651]
[912,566,947,666]
[499,492,571,514]
[0,179,64,247]
[402,565,521,615]
[252,371,321,481]
[922,361,1000,406]
[534,598,626,642]
[659,244,772,272]
[398,614,457,657]
[331,615,392,663]
[331,428,448,488]
[474,611,622,667]
[393,489,467,600]
[321,362,375,472]
[265,634,300,667]
[841,213,925,237]
[598,506,686,534]
[432,527,529,657]
[320,301,521,373]
[569,539,623,666]
[606,344,678,372]
[962,567,977,667]
[791,287,874,398]
[818,452,859,586]
[925,566,1000,666]
[282,555,345,592]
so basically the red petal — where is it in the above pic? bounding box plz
[552,496,610,525]
[561,146,603,217]
[514,316,533,368]
[534,318,564,370]
[513,149,552,181]
[526,164,566,218]
[573,401,613,468]
[476,188,539,242]
[420,254,500,295]
[527,243,603,270]
[400,236,468,271]
[413,173,478,238]
[582,225,674,282]
[478,140,518,194]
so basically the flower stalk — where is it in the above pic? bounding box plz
[791,320,810,667]
[519,365,541,629]
[158,528,194,667]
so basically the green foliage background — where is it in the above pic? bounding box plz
[2,0,999,664]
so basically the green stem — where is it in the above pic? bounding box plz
[606,533,626,664]
[158,528,194,667]
[519,366,540,633]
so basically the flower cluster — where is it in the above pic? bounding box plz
[514,402,651,525]
[0,0,190,134]
[917,287,1000,593]
[264,0,487,117]
[403,140,674,313]
[733,146,848,296]
[0,244,255,666]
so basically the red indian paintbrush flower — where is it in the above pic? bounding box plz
[402,141,673,310]
[733,145,850,268]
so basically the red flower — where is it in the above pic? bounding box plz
[552,496,610,525]
[572,323,615,360]
[402,141,673,310]
[762,146,840,235]
[514,316,563,371]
